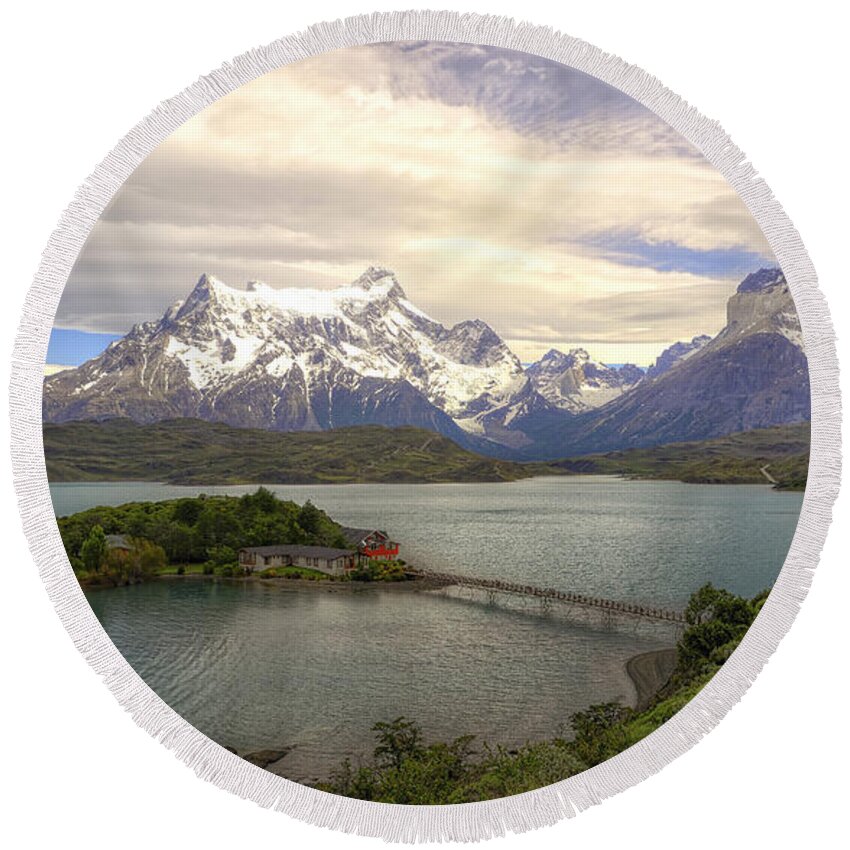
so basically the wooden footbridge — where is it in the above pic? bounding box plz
[407,569,687,626]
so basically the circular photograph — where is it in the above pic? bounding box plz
[43,41,809,804]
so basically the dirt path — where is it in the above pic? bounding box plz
[759,464,779,485]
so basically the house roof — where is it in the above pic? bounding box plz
[340,527,388,545]
[240,544,355,561]
[106,534,131,550]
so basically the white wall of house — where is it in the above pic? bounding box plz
[246,553,350,577]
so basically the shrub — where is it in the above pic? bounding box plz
[206,544,237,568]
[80,525,107,574]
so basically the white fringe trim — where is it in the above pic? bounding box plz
[8,10,841,843]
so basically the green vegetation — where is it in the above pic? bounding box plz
[45,418,808,489]
[43,419,537,484]
[73,524,168,586]
[59,488,349,585]
[155,563,208,576]
[79,524,107,573]
[319,583,766,803]
[350,559,408,582]
[548,423,809,490]
[61,488,410,586]
[258,566,331,581]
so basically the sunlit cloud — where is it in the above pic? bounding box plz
[57,42,775,366]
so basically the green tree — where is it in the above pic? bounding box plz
[685,583,752,627]
[101,538,167,585]
[172,498,204,525]
[206,544,237,568]
[241,486,278,515]
[375,736,476,805]
[372,717,424,770]
[569,701,631,767]
[678,583,756,676]
[297,500,323,536]
[158,520,197,562]
[80,525,107,574]
[133,539,167,577]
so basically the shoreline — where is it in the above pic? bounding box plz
[84,572,446,593]
[626,647,678,711]
[161,573,447,591]
[233,645,682,785]
[49,472,794,488]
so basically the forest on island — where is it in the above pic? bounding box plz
[59,488,347,583]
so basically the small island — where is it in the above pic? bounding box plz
[60,488,414,587]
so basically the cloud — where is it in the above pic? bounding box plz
[56,41,776,366]
[44,364,76,377]
[574,229,770,278]
[375,42,700,156]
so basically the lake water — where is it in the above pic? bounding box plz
[53,477,803,605]
[54,477,803,782]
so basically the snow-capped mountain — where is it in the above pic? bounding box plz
[646,335,711,379]
[525,348,643,412]
[44,265,809,460]
[517,268,809,458]
[43,267,530,448]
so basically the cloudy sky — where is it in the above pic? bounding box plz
[52,41,774,368]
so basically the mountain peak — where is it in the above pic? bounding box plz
[195,272,229,292]
[245,279,272,294]
[737,267,785,294]
[172,273,233,320]
[351,266,406,299]
[646,335,712,380]
[538,347,591,365]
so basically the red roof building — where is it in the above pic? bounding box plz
[341,528,400,560]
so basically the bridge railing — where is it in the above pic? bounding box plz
[408,569,686,624]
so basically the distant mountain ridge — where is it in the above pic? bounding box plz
[526,348,643,412]
[550,423,809,490]
[44,266,809,459]
[646,335,711,379]
[514,268,809,458]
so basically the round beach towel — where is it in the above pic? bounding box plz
[10,11,840,842]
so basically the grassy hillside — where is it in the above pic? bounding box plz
[548,423,809,490]
[44,419,809,489]
[43,419,539,485]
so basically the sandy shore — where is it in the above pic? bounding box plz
[626,648,678,711]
